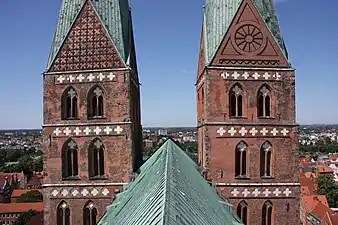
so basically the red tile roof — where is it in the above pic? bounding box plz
[309,202,332,220]
[26,211,44,225]
[300,177,318,195]
[0,203,43,213]
[302,195,329,213]
[317,166,334,174]
[11,189,43,198]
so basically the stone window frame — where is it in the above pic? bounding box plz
[257,84,273,119]
[83,201,97,225]
[235,141,249,179]
[87,85,105,119]
[237,200,248,225]
[88,138,106,180]
[229,83,246,118]
[260,141,273,178]
[57,201,70,225]
[262,200,273,225]
[61,86,79,120]
[61,139,80,180]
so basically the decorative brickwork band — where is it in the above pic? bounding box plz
[56,72,117,84]
[52,125,124,138]
[217,126,290,138]
[220,71,281,81]
[228,187,294,198]
[50,187,111,199]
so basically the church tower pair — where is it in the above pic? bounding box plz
[197,0,300,224]
[43,0,299,224]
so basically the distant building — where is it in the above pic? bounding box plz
[157,129,168,136]
[0,203,43,225]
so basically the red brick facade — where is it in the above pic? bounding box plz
[197,0,300,224]
[43,1,142,225]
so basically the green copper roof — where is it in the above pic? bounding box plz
[204,0,288,64]
[46,0,131,70]
[98,139,243,225]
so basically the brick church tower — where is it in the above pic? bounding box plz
[42,0,142,224]
[197,0,300,224]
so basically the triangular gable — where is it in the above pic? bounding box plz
[210,0,289,68]
[197,24,206,82]
[48,0,125,72]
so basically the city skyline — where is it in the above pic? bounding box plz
[0,0,337,129]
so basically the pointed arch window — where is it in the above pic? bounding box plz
[230,85,243,117]
[260,142,272,177]
[88,139,105,179]
[83,201,97,225]
[235,141,247,177]
[88,86,104,118]
[62,139,79,178]
[57,201,70,225]
[262,201,273,225]
[237,201,248,225]
[258,85,271,118]
[62,87,78,119]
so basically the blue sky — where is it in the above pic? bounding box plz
[0,0,337,129]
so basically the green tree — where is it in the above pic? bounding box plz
[13,210,37,225]
[316,174,338,207]
[16,190,43,203]
[16,155,34,181]
[33,157,43,172]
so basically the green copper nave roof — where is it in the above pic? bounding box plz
[98,139,243,225]
[46,0,131,70]
[204,0,288,64]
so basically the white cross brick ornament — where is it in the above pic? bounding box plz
[115,126,123,134]
[242,188,250,197]
[102,188,109,196]
[283,188,292,197]
[263,189,271,197]
[91,189,99,196]
[93,126,102,135]
[252,72,260,80]
[232,71,240,79]
[228,127,237,136]
[97,73,105,81]
[54,128,61,136]
[51,189,59,197]
[262,72,271,80]
[73,127,82,136]
[221,72,230,79]
[87,74,95,82]
[281,128,289,136]
[68,75,75,83]
[231,188,240,197]
[275,72,281,80]
[260,128,269,136]
[273,188,282,197]
[249,128,258,136]
[252,188,261,197]
[239,127,248,136]
[104,126,113,135]
[81,189,89,196]
[242,72,250,79]
[63,128,72,136]
[217,127,226,136]
[57,76,66,83]
[77,74,85,82]
[107,72,116,81]
[61,189,68,197]
[271,128,279,136]
[83,127,92,135]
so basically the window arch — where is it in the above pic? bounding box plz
[260,142,272,177]
[235,141,247,177]
[237,201,248,225]
[258,85,271,118]
[57,201,70,225]
[88,86,104,118]
[88,139,105,178]
[61,87,78,119]
[62,139,79,178]
[262,201,273,225]
[229,84,243,117]
[83,201,97,225]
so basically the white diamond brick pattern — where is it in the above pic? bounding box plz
[56,72,117,84]
[52,125,124,137]
[230,187,293,198]
[220,71,281,81]
[217,127,291,137]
